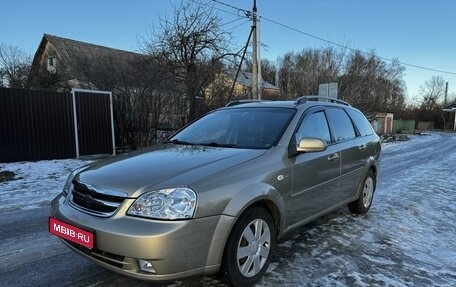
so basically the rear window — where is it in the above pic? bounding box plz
[346,109,374,136]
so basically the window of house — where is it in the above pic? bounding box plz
[47,56,57,72]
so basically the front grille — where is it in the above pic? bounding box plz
[70,180,126,217]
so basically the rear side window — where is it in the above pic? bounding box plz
[346,109,374,136]
[325,108,356,142]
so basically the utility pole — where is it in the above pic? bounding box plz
[257,17,262,100]
[444,81,449,131]
[251,0,259,100]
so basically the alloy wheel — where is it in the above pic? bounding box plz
[236,218,271,277]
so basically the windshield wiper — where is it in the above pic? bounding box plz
[165,139,196,145]
[199,142,238,148]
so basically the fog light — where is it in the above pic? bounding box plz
[138,259,156,274]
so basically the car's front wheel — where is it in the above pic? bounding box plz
[348,169,376,214]
[220,206,275,287]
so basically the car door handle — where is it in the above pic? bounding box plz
[358,144,367,151]
[327,153,339,161]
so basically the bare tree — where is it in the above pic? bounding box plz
[244,58,277,86]
[449,92,456,106]
[0,43,31,88]
[338,51,406,114]
[260,59,277,86]
[277,47,345,99]
[71,52,180,150]
[141,0,233,122]
[275,48,405,114]
[277,52,295,99]
[408,76,446,128]
[417,76,445,111]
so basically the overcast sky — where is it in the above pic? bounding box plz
[2,0,455,100]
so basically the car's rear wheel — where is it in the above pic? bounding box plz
[220,206,275,287]
[348,169,376,214]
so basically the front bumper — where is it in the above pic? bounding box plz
[51,193,235,281]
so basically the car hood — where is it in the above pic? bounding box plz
[75,144,265,197]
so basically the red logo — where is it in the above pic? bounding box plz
[49,217,94,249]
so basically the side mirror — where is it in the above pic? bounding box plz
[297,137,327,153]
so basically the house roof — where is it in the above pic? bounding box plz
[31,34,144,81]
[226,69,279,90]
[443,103,456,111]
[31,34,280,93]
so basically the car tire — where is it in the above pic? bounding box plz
[220,206,275,287]
[348,169,376,214]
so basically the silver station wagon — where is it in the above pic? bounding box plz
[50,96,381,286]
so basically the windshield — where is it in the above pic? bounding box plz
[168,107,295,149]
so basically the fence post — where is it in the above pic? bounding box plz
[71,89,80,159]
[109,91,116,156]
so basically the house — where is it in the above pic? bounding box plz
[28,34,144,90]
[28,34,187,149]
[443,103,456,130]
[370,112,394,135]
[205,69,280,104]
[227,70,280,99]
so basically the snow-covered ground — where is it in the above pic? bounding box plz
[0,132,455,286]
[0,159,91,212]
[259,132,456,287]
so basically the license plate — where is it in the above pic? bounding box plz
[49,217,94,249]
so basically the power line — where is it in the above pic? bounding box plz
[220,18,244,27]
[226,19,250,31]
[211,0,250,15]
[193,1,249,30]
[212,6,247,18]
[188,0,249,19]
[260,16,456,75]
[209,0,456,75]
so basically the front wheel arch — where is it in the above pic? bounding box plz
[219,206,276,286]
[221,182,285,236]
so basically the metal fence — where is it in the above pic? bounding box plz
[0,87,115,163]
[417,121,434,131]
[393,120,415,133]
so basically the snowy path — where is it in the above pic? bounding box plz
[0,133,455,286]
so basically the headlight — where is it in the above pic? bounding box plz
[127,188,197,220]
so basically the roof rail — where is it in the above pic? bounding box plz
[225,99,271,107]
[294,96,350,106]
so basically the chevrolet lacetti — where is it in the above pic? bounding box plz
[50,96,381,286]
